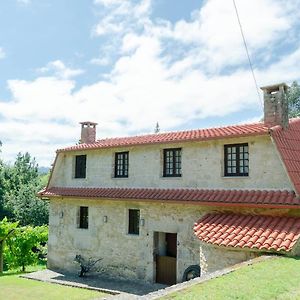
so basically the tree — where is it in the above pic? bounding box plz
[5,184,48,226]
[0,218,18,273]
[5,225,48,272]
[3,152,49,226]
[287,81,300,118]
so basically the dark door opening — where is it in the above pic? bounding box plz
[154,232,177,285]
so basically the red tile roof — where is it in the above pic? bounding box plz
[38,187,300,208]
[58,122,269,152]
[194,213,300,252]
[271,118,300,195]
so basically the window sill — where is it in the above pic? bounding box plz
[113,177,129,179]
[127,233,140,237]
[160,176,182,180]
[222,176,249,179]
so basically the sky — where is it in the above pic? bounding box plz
[0,0,300,167]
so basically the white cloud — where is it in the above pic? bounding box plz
[38,60,84,79]
[17,0,31,5]
[0,47,6,59]
[93,0,152,36]
[1,0,300,167]
[90,57,110,66]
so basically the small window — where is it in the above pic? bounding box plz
[75,155,86,178]
[163,148,182,177]
[77,206,88,229]
[114,152,129,178]
[128,209,140,235]
[224,143,249,176]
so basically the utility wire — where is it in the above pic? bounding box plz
[232,0,264,112]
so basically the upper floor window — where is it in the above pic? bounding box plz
[163,148,182,177]
[128,209,140,235]
[114,151,129,178]
[75,155,86,178]
[77,206,88,229]
[224,143,249,176]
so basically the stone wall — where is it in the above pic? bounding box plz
[48,197,299,283]
[50,135,292,191]
[48,198,206,283]
[199,243,257,274]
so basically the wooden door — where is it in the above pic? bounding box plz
[155,232,177,285]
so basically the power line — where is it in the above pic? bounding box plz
[232,0,264,112]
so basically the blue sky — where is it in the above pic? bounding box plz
[0,0,300,166]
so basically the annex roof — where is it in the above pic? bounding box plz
[57,122,269,152]
[194,213,300,252]
[38,187,300,208]
[271,118,300,195]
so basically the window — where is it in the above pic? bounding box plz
[224,143,249,176]
[77,206,88,229]
[75,155,86,178]
[163,148,182,177]
[128,209,140,235]
[114,151,129,178]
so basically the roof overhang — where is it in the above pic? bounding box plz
[194,213,300,252]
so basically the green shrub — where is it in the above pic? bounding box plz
[4,225,48,271]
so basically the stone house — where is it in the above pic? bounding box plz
[39,83,300,285]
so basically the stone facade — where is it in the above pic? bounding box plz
[48,196,299,283]
[46,130,295,283]
[48,198,206,283]
[50,135,292,191]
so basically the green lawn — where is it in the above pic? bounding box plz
[162,256,300,300]
[0,266,108,300]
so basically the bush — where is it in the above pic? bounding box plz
[4,225,48,271]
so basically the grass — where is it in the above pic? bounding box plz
[0,265,108,300]
[162,256,300,300]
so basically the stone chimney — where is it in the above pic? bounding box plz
[260,83,289,128]
[80,121,98,144]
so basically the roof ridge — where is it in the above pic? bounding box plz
[57,121,271,152]
[94,121,267,143]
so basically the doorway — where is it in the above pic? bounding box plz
[154,232,177,285]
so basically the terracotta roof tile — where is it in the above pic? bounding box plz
[271,118,300,195]
[38,187,300,208]
[194,213,300,252]
[58,122,269,152]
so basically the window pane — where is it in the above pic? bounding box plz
[128,209,140,235]
[75,155,86,178]
[79,206,88,229]
[225,144,248,176]
[164,149,181,177]
[115,152,129,177]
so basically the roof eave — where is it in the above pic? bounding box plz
[37,194,300,209]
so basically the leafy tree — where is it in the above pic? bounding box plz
[287,81,300,118]
[4,225,48,272]
[5,184,48,226]
[2,152,49,226]
[0,218,18,273]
